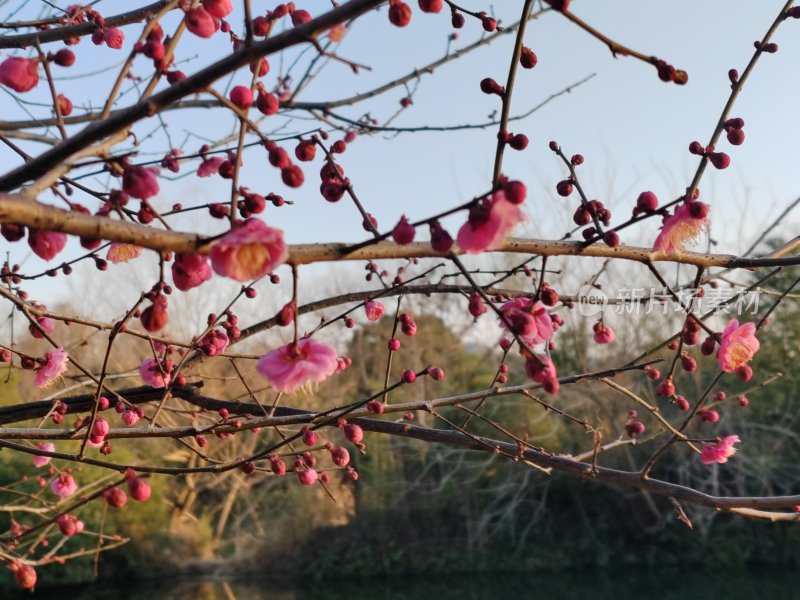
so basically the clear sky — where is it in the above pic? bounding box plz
[2,1,799,313]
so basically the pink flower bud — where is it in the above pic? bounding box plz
[709,152,730,170]
[520,47,537,69]
[140,295,169,332]
[331,446,350,466]
[256,91,279,115]
[271,457,287,475]
[185,7,218,38]
[12,563,37,590]
[656,377,675,397]
[428,366,445,381]
[202,0,233,18]
[468,292,487,317]
[297,468,318,485]
[392,215,416,245]
[418,0,443,13]
[121,409,140,427]
[291,9,312,26]
[122,165,159,200]
[0,56,39,92]
[302,426,319,446]
[343,423,364,444]
[103,27,125,49]
[127,476,151,501]
[502,180,527,204]
[230,85,253,110]
[400,369,417,384]
[103,486,128,508]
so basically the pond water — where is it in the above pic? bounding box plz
[3,568,800,600]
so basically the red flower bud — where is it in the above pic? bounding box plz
[520,47,537,69]
[388,1,412,27]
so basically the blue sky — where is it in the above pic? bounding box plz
[3,1,799,313]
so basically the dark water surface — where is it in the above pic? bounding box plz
[3,568,799,599]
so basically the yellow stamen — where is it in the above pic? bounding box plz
[236,243,269,276]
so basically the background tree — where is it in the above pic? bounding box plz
[1,0,800,592]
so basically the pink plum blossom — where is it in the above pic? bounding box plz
[50,472,77,498]
[498,298,553,346]
[524,353,559,394]
[652,203,710,255]
[197,156,225,177]
[701,435,740,465]
[29,314,55,339]
[457,190,526,254]
[139,357,170,388]
[32,442,55,468]
[106,243,143,264]
[122,165,160,200]
[28,229,67,261]
[35,348,68,387]
[172,253,213,291]
[364,300,385,321]
[209,219,288,281]
[716,319,760,373]
[256,338,339,394]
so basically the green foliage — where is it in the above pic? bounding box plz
[5,305,800,594]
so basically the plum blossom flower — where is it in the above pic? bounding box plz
[172,253,213,291]
[197,156,225,177]
[457,190,526,254]
[498,298,553,346]
[140,357,170,388]
[701,435,740,465]
[210,219,288,281]
[35,348,68,387]
[29,311,55,339]
[652,203,710,255]
[50,472,77,498]
[524,353,559,394]
[28,229,67,261]
[256,338,339,394]
[716,319,760,373]
[364,300,385,321]
[122,165,160,200]
[33,442,55,468]
[106,243,143,264]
